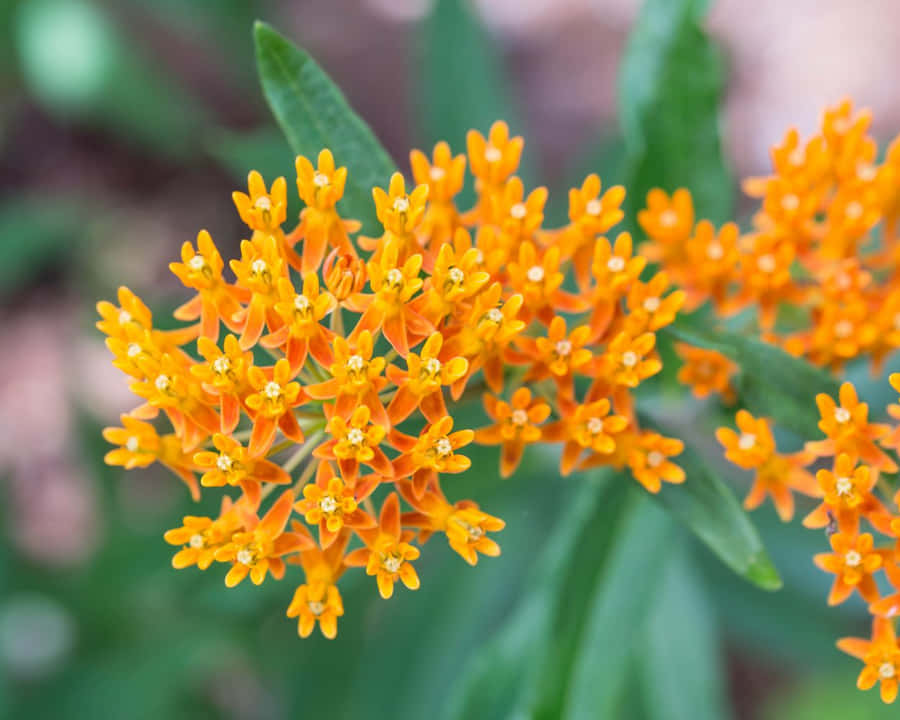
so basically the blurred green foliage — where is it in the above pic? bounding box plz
[0,0,882,718]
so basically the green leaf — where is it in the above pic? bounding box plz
[254,21,396,234]
[618,0,732,224]
[663,317,840,438]
[418,0,519,153]
[444,478,616,720]
[645,428,782,590]
[639,546,733,720]
[562,496,675,719]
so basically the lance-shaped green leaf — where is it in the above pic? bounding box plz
[254,21,395,233]
[562,496,675,719]
[639,545,733,720]
[619,0,732,226]
[663,317,840,439]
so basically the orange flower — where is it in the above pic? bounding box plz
[682,220,740,311]
[232,170,287,233]
[807,382,896,472]
[543,399,629,476]
[392,415,473,497]
[386,332,468,424]
[315,405,391,484]
[263,273,336,371]
[626,432,685,493]
[715,410,776,469]
[466,121,522,188]
[191,334,252,434]
[307,330,386,414]
[415,233,491,324]
[103,416,199,499]
[170,230,247,339]
[215,490,313,587]
[742,450,817,522]
[293,149,360,273]
[194,433,290,509]
[803,455,886,535]
[345,493,420,599]
[596,331,661,389]
[229,235,286,349]
[164,499,243,570]
[364,172,429,260]
[814,531,882,606]
[562,173,625,282]
[625,272,686,332]
[475,388,550,477]
[675,343,738,403]
[245,358,306,456]
[637,188,694,261]
[838,618,900,704]
[287,581,344,640]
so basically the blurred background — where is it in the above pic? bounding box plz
[2,0,900,718]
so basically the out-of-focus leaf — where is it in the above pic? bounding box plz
[562,496,675,719]
[15,0,206,157]
[639,546,733,720]
[443,478,614,720]
[640,422,782,591]
[762,673,897,720]
[254,21,395,234]
[418,0,525,170]
[0,198,84,295]
[663,318,840,438]
[618,0,732,225]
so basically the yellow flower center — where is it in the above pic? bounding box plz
[254,196,272,211]
[555,339,572,357]
[346,354,365,372]
[264,381,282,400]
[251,259,268,276]
[189,533,204,549]
[834,407,851,423]
[435,438,453,457]
[386,268,404,288]
[155,374,171,391]
[127,342,142,358]
[880,662,896,679]
[621,351,638,368]
[511,409,528,426]
[308,600,326,615]
[857,164,877,182]
[447,267,465,285]
[527,265,545,283]
[587,417,604,435]
[834,320,854,339]
[836,476,853,496]
[188,255,206,271]
[393,196,410,213]
[213,356,231,375]
[844,550,862,567]
[706,242,724,260]
[607,256,625,272]
[585,199,602,216]
[237,548,254,566]
[781,194,799,211]
[647,450,665,468]
[510,202,527,219]
[383,555,402,573]
[484,145,502,163]
[347,428,365,446]
[845,201,863,219]
[313,172,329,187]
[126,436,140,452]
[738,433,756,450]
[757,254,776,273]
[659,209,678,227]
[485,308,503,324]
[643,296,661,313]
[217,454,234,472]
[319,495,338,514]
[429,166,445,181]
[423,357,442,376]
[788,148,805,166]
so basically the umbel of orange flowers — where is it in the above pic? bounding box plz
[99,121,688,640]
[682,99,900,705]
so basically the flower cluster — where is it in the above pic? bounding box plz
[642,99,900,374]
[99,121,685,639]
[718,380,900,703]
